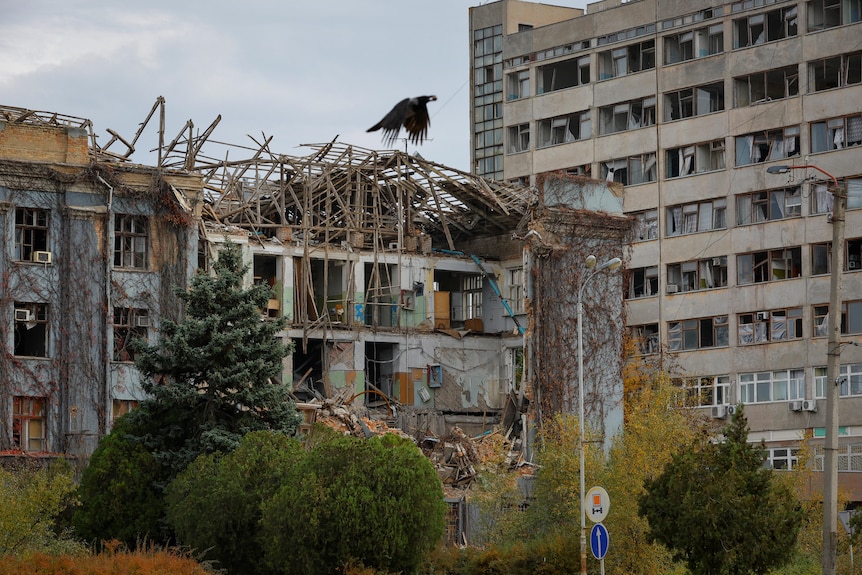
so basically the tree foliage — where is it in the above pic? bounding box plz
[132,241,300,473]
[598,375,702,575]
[639,406,803,575]
[0,460,85,558]
[75,242,300,546]
[72,416,166,546]
[260,433,447,575]
[166,431,304,575]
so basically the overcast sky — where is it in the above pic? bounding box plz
[1,1,588,173]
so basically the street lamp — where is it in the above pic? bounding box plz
[767,164,844,575]
[577,254,621,575]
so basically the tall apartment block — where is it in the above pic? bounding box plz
[469,0,862,499]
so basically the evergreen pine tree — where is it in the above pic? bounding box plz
[638,406,803,575]
[131,241,300,473]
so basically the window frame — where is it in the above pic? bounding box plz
[665,199,727,237]
[12,396,47,452]
[667,256,728,293]
[114,214,149,270]
[736,186,802,224]
[14,207,50,262]
[668,315,729,351]
[507,123,531,154]
[737,307,803,344]
[737,247,802,285]
[740,368,805,403]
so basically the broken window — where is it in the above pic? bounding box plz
[537,110,590,147]
[667,316,728,351]
[663,24,723,64]
[13,396,47,452]
[630,324,659,355]
[735,126,800,166]
[507,123,530,153]
[733,6,798,48]
[598,39,655,79]
[737,247,802,285]
[625,266,658,299]
[113,307,149,362]
[15,207,49,262]
[665,199,726,237]
[811,113,862,152]
[599,96,655,135]
[507,70,530,100]
[114,214,149,269]
[812,242,832,275]
[738,308,802,345]
[602,153,657,185]
[633,209,658,241]
[667,256,728,293]
[14,302,49,357]
[536,56,590,94]
[809,50,862,92]
[807,0,862,31]
[848,238,862,271]
[665,140,726,177]
[736,186,801,224]
[734,65,799,106]
[663,82,724,121]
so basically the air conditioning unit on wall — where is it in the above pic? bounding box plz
[711,405,726,419]
[788,400,803,412]
[32,251,52,264]
[802,399,817,412]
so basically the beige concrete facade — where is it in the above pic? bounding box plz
[470,0,862,499]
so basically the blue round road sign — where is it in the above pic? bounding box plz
[590,523,609,560]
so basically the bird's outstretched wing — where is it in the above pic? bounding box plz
[367,95,436,146]
[403,102,432,145]
[367,98,411,146]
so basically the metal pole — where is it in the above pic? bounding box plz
[823,170,844,575]
[768,164,842,575]
[578,294,587,575]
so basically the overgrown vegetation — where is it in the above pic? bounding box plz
[74,242,300,546]
[639,405,804,575]
[0,461,85,558]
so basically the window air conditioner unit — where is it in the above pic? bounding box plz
[788,400,803,412]
[666,284,679,294]
[710,405,726,419]
[15,308,31,322]
[136,316,151,328]
[850,261,860,270]
[725,404,738,416]
[712,257,723,266]
[756,311,770,321]
[802,399,818,412]
[32,251,52,264]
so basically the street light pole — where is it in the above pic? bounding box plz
[577,255,621,575]
[767,164,843,575]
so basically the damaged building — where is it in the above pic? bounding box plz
[0,101,629,478]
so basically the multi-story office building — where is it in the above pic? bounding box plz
[470,0,862,499]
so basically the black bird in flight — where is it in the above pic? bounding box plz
[367,95,437,146]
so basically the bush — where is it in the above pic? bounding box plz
[261,433,446,575]
[166,430,303,575]
[0,547,212,575]
[0,460,85,557]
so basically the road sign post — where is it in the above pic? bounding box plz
[590,522,609,575]
[586,486,610,523]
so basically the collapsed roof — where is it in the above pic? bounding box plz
[1,100,535,249]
